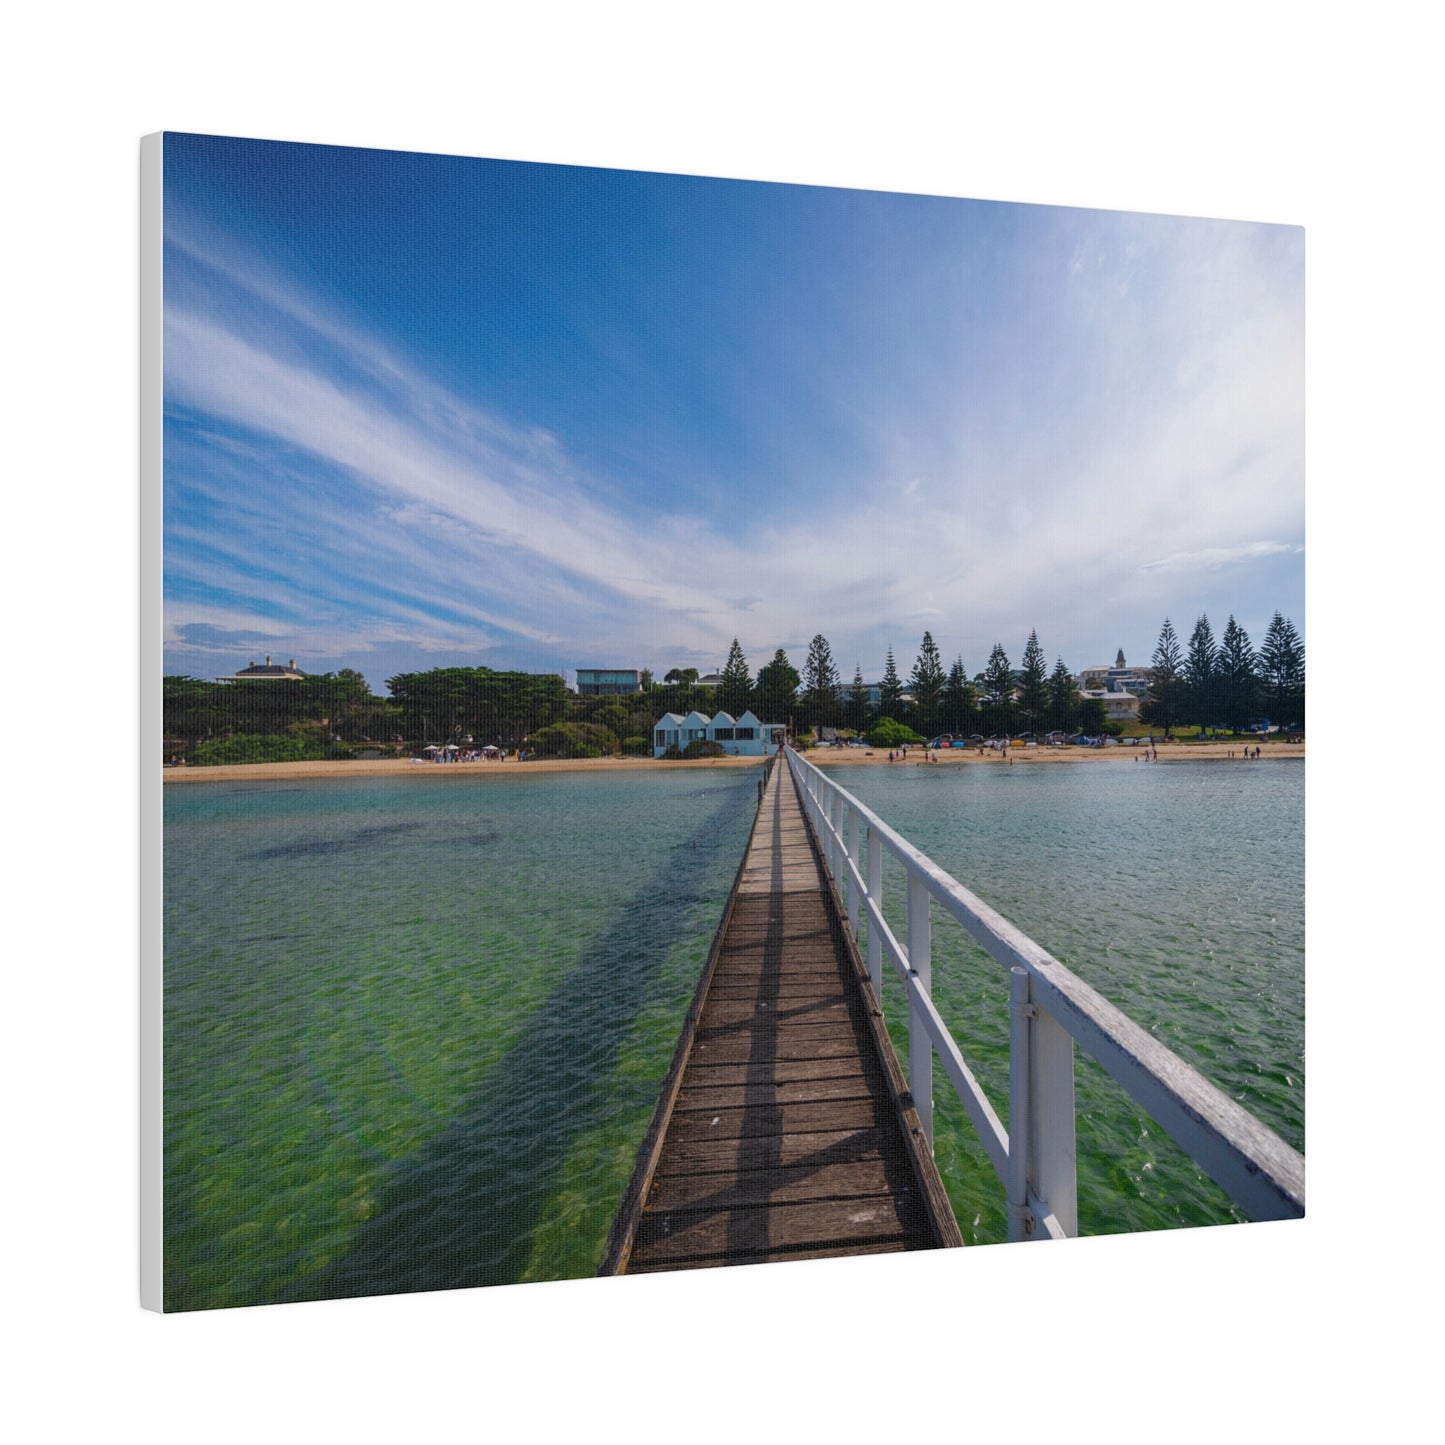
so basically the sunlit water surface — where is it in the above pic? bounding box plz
[163,768,758,1309]
[163,757,1302,1306]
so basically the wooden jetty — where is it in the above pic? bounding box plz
[600,755,962,1275]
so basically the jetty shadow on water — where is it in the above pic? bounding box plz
[283,782,753,1303]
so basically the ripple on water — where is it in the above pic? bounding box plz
[163,768,759,1309]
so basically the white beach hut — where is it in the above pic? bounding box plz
[653,707,787,757]
[652,709,712,757]
[716,708,786,757]
[727,709,787,756]
[681,710,712,745]
[652,712,686,756]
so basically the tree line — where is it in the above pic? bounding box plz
[713,630,1103,740]
[163,666,580,762]
[1142,612,1305,736]
[164,663,724,762]
[164,608,1302,763]
[697,611,1303,742]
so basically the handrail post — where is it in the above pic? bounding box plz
[907,870,933,1151]
[1008,967,1078,1239]
[1032,995,1078,1237]
[1008,966,1034,1241]
[846,802,860,937]
[867,827,882,1003]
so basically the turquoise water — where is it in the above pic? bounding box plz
[817,758,1304,1244]
[164,757,1303,1308]
[162,768,759,1309]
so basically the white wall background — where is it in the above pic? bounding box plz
[3,2,1435,1439]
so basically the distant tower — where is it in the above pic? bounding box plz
[1115,648,1126,668]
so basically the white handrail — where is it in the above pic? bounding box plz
[783,746,1304,1238]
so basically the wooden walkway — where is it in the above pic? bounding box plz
[601,754,961,1274]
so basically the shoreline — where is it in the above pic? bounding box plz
[162,739,1303,783]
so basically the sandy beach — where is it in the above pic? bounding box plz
[162,739,1302,783]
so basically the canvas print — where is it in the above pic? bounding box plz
[142,132,1304,1310]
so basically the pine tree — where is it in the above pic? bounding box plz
[1047,657,1077,734]
[848,665,870,733]
[717,637,752,718]
[755,649,799,727]
[802,634,840,730]
[1018,630,1048,735]
[879,647,904,716]
[982,643,1013,702]
[910,631,946,737]
[942,656,973,733]
[1143,617,1184,737]
[1184,615,1218,730]
[1259,613,1305,729]
[1217,615,1258,734]
[981,642,1015,736]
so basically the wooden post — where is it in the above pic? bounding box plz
[908,870,933,1152]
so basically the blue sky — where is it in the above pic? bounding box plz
[162,132,1304,694]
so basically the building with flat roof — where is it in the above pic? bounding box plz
[576,668,642,695]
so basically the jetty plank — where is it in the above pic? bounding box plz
[600,754,962,1275]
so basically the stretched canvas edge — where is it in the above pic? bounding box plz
[140,130,164,1313]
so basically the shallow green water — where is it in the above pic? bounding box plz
[162,768,759,1309]
[815,757,1304,1244]
[164,757,1303,1307]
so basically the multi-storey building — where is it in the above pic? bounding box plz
[575,668,643,696]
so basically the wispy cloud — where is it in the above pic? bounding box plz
[162,157,1304,688]
[1142,541,1301,573]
